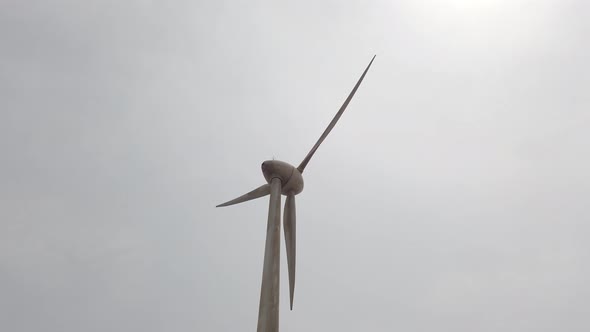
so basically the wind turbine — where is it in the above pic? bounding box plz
[217,55,376,332]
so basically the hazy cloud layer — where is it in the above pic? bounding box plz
[1,1,589,331]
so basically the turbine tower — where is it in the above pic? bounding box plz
[217,55,376,332]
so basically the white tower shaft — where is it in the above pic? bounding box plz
[257,178,282,332]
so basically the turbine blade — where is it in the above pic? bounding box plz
[257,178,282,332]
[297,55,376,173]
[216,184,270,207]
[283,194,296,310]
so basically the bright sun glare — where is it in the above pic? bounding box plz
[445,0,511,11]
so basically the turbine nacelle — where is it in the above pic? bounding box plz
[262,160,304,196]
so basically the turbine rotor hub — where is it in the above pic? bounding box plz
[261,160,304,195]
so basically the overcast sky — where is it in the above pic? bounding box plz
[1,0,589,331]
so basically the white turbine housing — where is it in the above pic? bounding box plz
[261,160,304,195]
